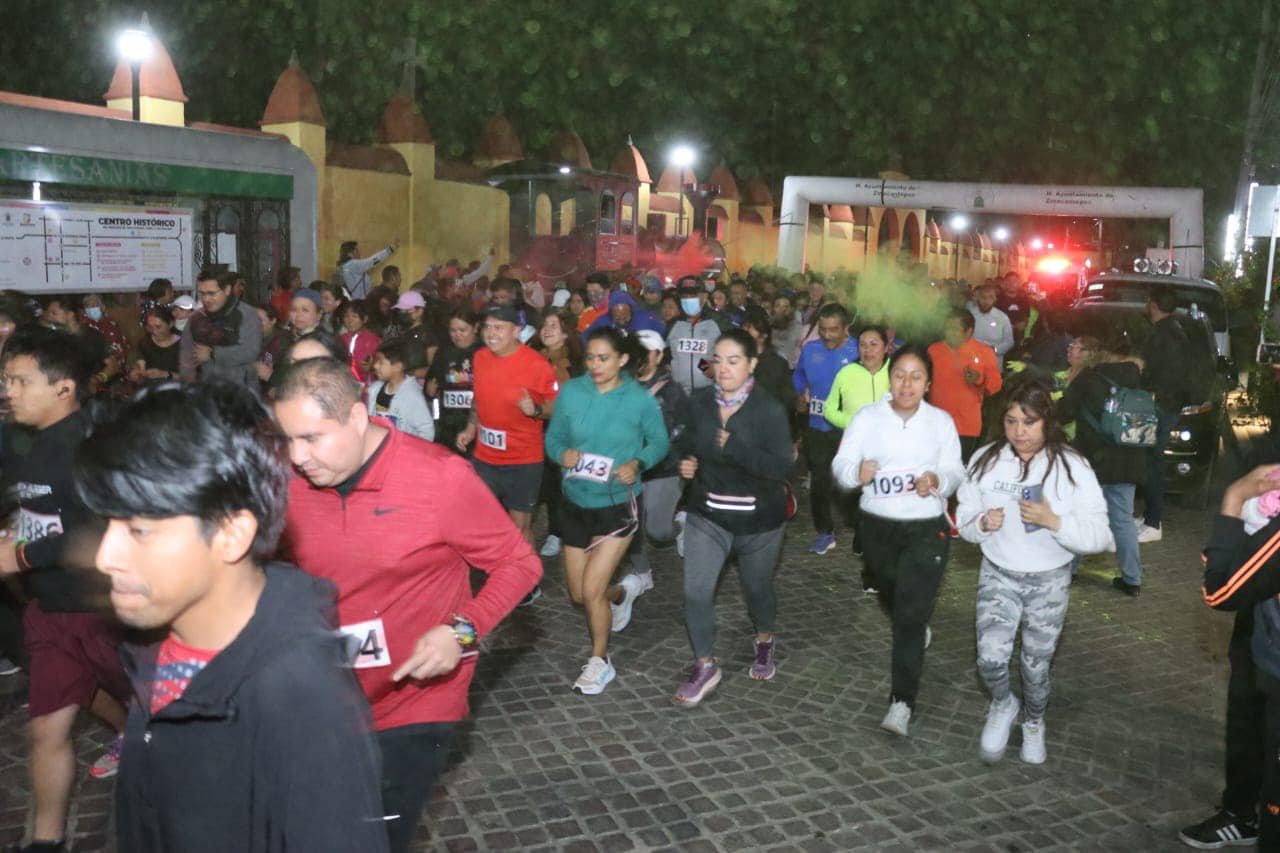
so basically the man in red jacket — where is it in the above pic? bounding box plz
[271,357,542,853]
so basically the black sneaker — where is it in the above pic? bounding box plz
[518,587,542,607]
[1112,577,1141,597]
[1178,809,1258,848]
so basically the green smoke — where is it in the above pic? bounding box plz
[829,259,951,343]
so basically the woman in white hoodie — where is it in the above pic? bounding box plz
[957,377,1111,766]
[832,344,965,738]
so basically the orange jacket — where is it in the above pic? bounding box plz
[927,338,1002,437]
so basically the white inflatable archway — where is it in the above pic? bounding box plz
[776,177,1204,279]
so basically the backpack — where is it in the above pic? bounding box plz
[1082,381,1160,448]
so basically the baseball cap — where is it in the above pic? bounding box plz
[394,291,426,310]
[551,288,571,308]
[293,288,323,311]
[485,303,521,324]
[172,295,196,311]
[676,277,701,296]
[634,329,666,352]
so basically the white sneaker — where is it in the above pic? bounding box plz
[573,656,616,695]
[924,625,932,649]
[1020,718,1047,764]
[634,570,654,594]
[979,695,1020,763]
[610,575,643,633]
[674,511,687,558]
[880,700,911,737]
[539,534,563,557]
[1136,523,1163,544]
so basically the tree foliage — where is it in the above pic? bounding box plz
[0,0,1269,221]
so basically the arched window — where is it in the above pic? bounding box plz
[535,193,552,236]
[599,192,617,236]
[620,192,635,236]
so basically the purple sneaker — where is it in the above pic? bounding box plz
[673,660,722,707]
[749,638,776,681]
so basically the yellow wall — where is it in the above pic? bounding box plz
[320,167,409,277]
[420,179,509,269]
[105,95,185,126]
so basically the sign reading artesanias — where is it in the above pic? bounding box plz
[0,199,193,293]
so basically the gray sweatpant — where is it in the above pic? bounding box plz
[975,556,1072,721]
[683,513,784,659]
[630,476,683,576]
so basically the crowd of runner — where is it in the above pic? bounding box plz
[0,244,1270,851]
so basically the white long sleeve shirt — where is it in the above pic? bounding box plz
[340,245,395,300]
[957,443,1113,572]
[968,305,1014,365]
[831,399,965,521]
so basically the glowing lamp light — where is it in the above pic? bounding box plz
[558,165,572,175]
[948,214,969,231]
[1047,242,1055,249]
[1036,257,1072,275]
[992,226,1010,241]
[117,28,153,63]
[670,145,696,168]
[1030,237,1044,250]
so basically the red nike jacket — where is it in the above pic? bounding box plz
[282,423,542,729]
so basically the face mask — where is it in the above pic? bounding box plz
[680,298,701,316]
[84,307,103,321]
[174,318,189,332]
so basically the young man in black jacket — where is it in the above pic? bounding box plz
[0,327,128,853]
[73,382,388,853]
[1137,285,1192,543]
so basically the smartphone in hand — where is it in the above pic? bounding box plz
[1021,485,1044,533]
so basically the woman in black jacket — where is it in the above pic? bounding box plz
[1057,336,1146,594]
[741,304,799,438]
[672,330,792,706]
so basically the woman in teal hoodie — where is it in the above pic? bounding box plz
[545,327,670,695]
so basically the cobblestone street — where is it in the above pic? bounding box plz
[0,495,1241,851]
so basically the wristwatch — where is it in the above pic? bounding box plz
[449,614,477,651]
[530,401,544,419]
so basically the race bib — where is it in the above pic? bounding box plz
[567,452,614,483]
[808,398,825,417]
[866,469,918,500]
[339,618,391,669]
[479,425,507,451]
[17,509,62,542]
[443,389,474,409]
[675,338,709,355]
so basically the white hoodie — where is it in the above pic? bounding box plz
[957,443,1112,572]
[832,398,965,521]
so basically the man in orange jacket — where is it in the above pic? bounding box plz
[927,309,1003,462]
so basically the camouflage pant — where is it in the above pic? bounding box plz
[975,557,1072,720]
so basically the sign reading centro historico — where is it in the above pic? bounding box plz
[0,147,293,200]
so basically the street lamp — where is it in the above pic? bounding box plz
[949,214,969,279]
[1030,237,1044,250]
[116,21,153,122]
[670,145,695,237]
[992,226,1010,242]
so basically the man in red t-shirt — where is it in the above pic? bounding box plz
[928,308,1003,461]
[457,304,559,547]
[273,357,541,853]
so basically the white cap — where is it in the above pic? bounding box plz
[173,295,196,311]
[551,288,571,308]
[634,329,666,351]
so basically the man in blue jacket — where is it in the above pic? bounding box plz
[588,291,666,337]
[74,382,389,853]
[793,303,859,555]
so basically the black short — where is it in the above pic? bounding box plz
[559,496,642,550]
[471,459,543,513]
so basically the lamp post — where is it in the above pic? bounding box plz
[670,145,695,238]
[949,214,969,280]
[116,22,153,122]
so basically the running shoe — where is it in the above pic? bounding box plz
[1178,809,1259,849]
[808,533,837,555]
[749,638,776,681]
[633,570,654,595]
[0,657,20,676]
[88,734,124,780]
[1020,718,1047,764]
[539,535,562,557]
[673,660,722,707]
[1137,523,1163,543]
[851,538,864,558]
[979,695,1020,763]
[610,575,642,633]
[862,585,879,596]
[518,586,542,607]
[880,700,911,737]
[572,656,615,695]
[1112,577,1141,596]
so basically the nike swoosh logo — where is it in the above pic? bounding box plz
[373,507,398,516]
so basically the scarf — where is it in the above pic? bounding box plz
[715,377,754,409]
[188,297,243,348]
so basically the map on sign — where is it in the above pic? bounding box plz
[0,199,193,293]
